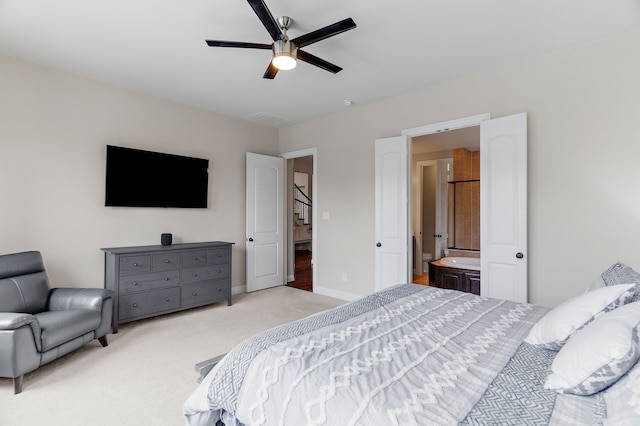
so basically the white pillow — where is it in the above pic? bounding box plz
[545,302,640,395]
[524,284,637,350]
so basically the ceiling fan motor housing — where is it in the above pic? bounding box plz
[272,39,297,69]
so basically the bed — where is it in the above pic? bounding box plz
[183,279,640,426]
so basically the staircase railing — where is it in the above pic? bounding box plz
[294,184,312,225]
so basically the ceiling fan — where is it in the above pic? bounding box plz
[205,0,356,79]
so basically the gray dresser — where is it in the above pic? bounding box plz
[101,241,233,333]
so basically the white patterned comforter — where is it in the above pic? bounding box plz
[183,284,603,425]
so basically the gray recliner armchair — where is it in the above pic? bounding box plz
[0,251,114,394]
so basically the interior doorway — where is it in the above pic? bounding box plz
[411,126,479,283]
[281,149,316,292]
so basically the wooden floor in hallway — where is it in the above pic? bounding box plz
[287,249,312,292]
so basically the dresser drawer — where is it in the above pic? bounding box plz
[207,247,230,265]
[152,253,181,270]
[181,280,230,307]
[182,250,208,268]
[118,270,180,294]
[181,264,230,284]
[119,255,151,275]
[119,287,180,320]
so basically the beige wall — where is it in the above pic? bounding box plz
[279,29,640,307]
[0,55,279,291]
[3,29,640,308]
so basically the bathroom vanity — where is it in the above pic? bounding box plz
[429,258,480,295]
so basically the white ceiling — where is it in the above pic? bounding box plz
[1,1,639,127]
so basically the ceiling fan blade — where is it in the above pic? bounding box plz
[297,50,342,74]
[263,62,279,79]
[291,18,356,48]
[247,0,283,41]
[206,40,272,49]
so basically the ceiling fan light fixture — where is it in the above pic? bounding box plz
[272,39,297,70]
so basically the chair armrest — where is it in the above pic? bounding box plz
[48,288,114,313]
[0,312,38,331]
[0,312,42,351]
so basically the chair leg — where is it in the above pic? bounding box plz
[98,335,108,347]
[14,375,23,394]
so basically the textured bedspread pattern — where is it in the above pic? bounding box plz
[184,285,550,425]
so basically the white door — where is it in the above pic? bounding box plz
[434,159,453,261]
[246,153,285,292]
[375,136,411,291]
[480,113,528,303]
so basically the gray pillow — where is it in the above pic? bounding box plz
[589,263,640,298]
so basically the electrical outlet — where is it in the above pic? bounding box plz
[341,272,347,282]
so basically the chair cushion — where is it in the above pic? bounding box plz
[0,251,45,280]
[35,310,101,352]
[0,251,50,314]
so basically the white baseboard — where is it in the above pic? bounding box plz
[232,285,246,295]
[232,283,360,302]
[313,285,361,301]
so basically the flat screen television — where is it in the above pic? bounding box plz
[105,145,209,208]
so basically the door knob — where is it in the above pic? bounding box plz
[516,252,524,259]
[376,242,382,247]
[248,238,254,242]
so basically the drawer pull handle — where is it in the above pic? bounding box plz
[132,281,138,286]
[217,288,221,291]
[192,256,197,260]
[216,253,222,257]
[192,273,197,277]
[165,259,170,263]
[164,298,170,302]
[192,292,197,296]
[133,263,139,267]
[217,269,222,273]
[165,277,170,281]
[133,303,138,307]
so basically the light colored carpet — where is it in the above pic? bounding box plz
[0,286,343,426]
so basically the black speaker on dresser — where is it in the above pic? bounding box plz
[161,233,172,246]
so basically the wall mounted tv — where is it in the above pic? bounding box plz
[105,145,209,208]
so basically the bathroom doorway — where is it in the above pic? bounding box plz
[411,126,480,282]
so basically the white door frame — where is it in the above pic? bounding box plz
[281,147,317,292]
[403,114,492,138]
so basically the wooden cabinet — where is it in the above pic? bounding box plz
[466,273,481,296]
[102,241,233,332]
[430,262,480,295]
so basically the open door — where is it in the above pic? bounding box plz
[246,153,285,292]
[374,135,411,291]
[379,113,526,301]
[480,113,528,303]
